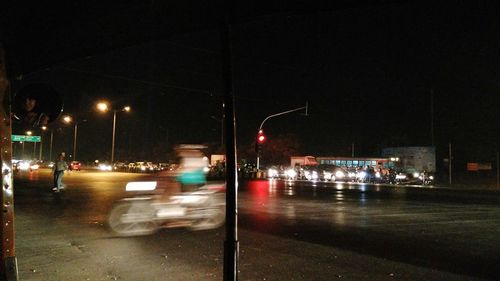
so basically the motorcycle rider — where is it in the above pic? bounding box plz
[175,145,209,192]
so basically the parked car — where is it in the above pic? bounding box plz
[69,161,81,171]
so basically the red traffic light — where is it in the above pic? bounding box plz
[257,130,266,144]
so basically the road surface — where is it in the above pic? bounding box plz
[11,169,500,280]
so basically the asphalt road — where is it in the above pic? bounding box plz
[11,169,500,280]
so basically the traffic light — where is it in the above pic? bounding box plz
[255,129,266,155]
[257,129,266,144]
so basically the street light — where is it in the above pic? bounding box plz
[25,131,35,159]
[97,102,131,164]
[62,115,79,161]
[41,125,54,161]
[256,102,308,170]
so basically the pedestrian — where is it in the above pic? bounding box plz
[52,152,68,192]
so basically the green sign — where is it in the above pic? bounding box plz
[11,135,41,142]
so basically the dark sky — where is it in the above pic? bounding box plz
[4,1,499,164]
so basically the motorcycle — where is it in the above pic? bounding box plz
[418,172,434,186]
[108,181,226,236]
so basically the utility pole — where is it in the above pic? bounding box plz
[39,136,43,160]
[449,143,452,185]
[496,151,499,189]
[49,131,53,161]
[430,89,435,147]
[222,12,239,281]
[73,123,78,161]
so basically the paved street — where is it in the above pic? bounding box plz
[12,169,500,280]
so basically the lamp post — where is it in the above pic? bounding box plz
[26,131,33,159]
[40,126,47,160]
[42,126,54,161]
[97,102,131,164]
[63,115,79,161]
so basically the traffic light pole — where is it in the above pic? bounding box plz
[256,102,308,170]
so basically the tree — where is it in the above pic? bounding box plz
[261,133,300,166]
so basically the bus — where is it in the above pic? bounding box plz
[316,157,395,170]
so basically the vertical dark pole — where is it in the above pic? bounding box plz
[221,9,239,281]
[0,44,19,280]
[448,143,452,185]
[39,136,43,160]
[73,123,78,161]
[430,89,434,147]
[49,130,53,161]
[496,151,499,189]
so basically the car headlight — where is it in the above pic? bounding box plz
[356,171,367,178]
[268,169,278,177]
[285,169,297,178]
[99,164,112,171]
[413,172,420,178]
[19,162,30,170]
[335,171,345,179]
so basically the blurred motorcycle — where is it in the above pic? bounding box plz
[108,181,226,236]
[418,171,434,186]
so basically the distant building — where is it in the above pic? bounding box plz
[382,147,436,173]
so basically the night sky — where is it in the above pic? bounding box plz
[2,1,499,167]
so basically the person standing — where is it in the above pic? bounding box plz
[52,152,68,192]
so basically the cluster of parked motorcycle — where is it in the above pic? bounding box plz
[268,164,434,186]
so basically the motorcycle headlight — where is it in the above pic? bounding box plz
[396,174,407,180]
[429,176,434,180]
[126,181,157,191]
[413,172,420,178]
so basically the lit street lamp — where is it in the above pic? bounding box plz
[97,102,131,164]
